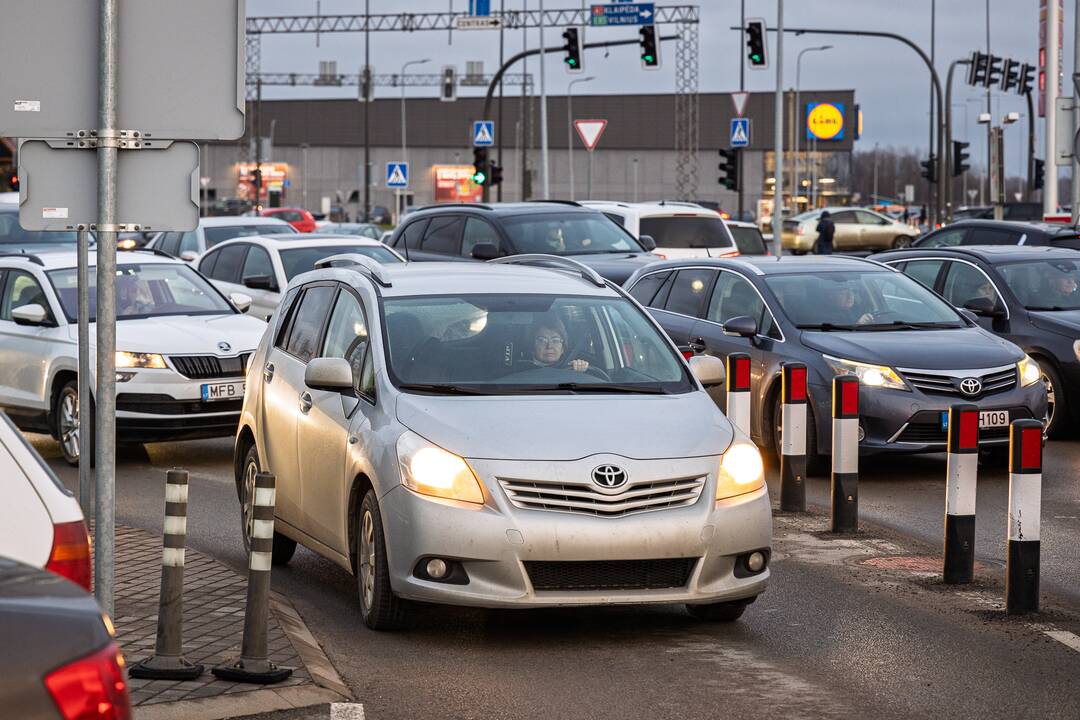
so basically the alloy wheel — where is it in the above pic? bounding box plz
[59,389,79,461]
[241,459,258,546]
[1042,368,1056,430]
[360,510,376,610]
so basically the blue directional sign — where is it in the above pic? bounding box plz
[469,0,491,15]
[589,3,655,26]
[730,117,751,148]
[472,120,495,147]
[386,162,409,188]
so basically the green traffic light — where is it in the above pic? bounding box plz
[643,54,654,62]
[472,171,487,185]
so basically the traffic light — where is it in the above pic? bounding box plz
[1000,58,1019,92]
[3,173,16,192]
[952,141,970,177]
[1019,63,1035,95]
[639,25,659,69]
[745,19,767,68]
[440,66,457,102]
[471,148,489,186]
[489,162,503,187]
[967,51,988,86]
[562,28,583,73]
[920,154,936,183]
[1033,158,1045,190]
[718,149,739,191]
[358,65,373,102]
[985,54,1003,89]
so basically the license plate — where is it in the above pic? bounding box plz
[201,381,244,402]
[979,410,1009,429]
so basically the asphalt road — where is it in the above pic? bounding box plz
[31,433,1080,720]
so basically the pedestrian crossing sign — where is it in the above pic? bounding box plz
[730,117,750,148]
[473,120,495,147]
[386,162,409,188]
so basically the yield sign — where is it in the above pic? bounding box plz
[730,91,750,117]
[574,119,608,152]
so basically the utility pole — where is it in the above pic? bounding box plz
[363,0,371,222]
[738,0,745,219]
[929,0,936,224]
[1072,0,1080,222]
[539,0,550,199]
[1045,0,1060,214]
[772,0,784,256]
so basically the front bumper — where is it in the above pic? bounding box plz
[113,366,245,442]
[379,454,772,609]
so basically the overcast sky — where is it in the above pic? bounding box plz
[249,0,1076,177]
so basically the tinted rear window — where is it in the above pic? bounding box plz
[729,226,768,255]
[638,217,735,250]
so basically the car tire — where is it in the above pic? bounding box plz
[358,489,414,631]
[55,379,92,467]
[1038,360,1070,439]
[891,235,914,249]
[769,391,826,477]
[239,445,297,565]
[686,598,752,622]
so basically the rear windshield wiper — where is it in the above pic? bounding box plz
[397,383,493,396]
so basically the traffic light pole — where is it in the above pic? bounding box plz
[943,57,972,224]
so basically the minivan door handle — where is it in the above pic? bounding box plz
[688,337,707,354]
[263,362,275,383]
[299,391,313,414]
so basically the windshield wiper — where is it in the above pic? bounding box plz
[795,322,862,331]
[861,320,961,330]
[522,382,667,394]
[397,383,493,396]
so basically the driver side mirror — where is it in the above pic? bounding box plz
[722,315,759,338]
[305,357,354,393]
[11,303,50,327]
[688,355,726,388]
[179,250,199,262]
[471,243,501,261]
[229,292,253,314]
[243,274,278,292]
[962,296,1005,318]
[638,234,657,252]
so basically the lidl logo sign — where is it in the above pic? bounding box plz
[806,102,845,141]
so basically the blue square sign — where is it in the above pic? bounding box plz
[386,162,409,188]
[473,120,495,147]
[730,117,750,148]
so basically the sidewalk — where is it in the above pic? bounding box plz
[109,525,350,720]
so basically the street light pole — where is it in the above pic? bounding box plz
[794,45,832,213]
[567,76,594,202]
[399,57,430,222]
[539,0,550,199]
[772,0,784,256]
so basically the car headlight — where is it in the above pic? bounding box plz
[1018,355,1042,387]
[1073,341,1080,363]
[396,431,485,505]
[823,355,907,391]
[115,352,167,369]
[716,441,765,500]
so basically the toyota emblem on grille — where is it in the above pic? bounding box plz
[959,377,982,397]
[592,465,628,489]
[217,341,232,353]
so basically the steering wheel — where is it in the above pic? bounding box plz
[864,309,900,323]
[582,365,611,381]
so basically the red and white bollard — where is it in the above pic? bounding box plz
[725,353,752,437]
[1007,419,1043,615]
[831,376,859,533]
[779,363,807,513]
[944,404,979,584]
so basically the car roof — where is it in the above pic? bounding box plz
[0,248,180,271]
[943,219,1075,235]
[210,234,388,250]
[630,254,890,277]
[581,200,721,218]
[879,244,1080,262]
[407,201,601,218]
[199,215,292,228]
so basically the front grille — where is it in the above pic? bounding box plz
[169,354,249,380]
[898,365,1016,398]
[524,558,697,592]
[499,476,706,518]
[116,394,243,415]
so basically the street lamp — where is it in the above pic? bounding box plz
[567,76,595,201]
[398,58,430,222]
[794,45,832,212]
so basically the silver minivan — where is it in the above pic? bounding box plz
[235,255,772,629]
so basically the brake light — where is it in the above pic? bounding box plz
[719,211,731,219]
[45,642,132,720]
[682,350,694,360]
[717,249,740,258]
[47,521,92,591]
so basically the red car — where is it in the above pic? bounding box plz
[260,207,316,233]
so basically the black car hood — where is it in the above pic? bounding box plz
[1030,309,1080,336]
[564,252,662,283]
[800,327,1023,369]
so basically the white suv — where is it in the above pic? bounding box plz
[147,216,298,262]
[583,201,743,258]
[0,250,267,464]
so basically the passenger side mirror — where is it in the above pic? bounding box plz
[179,250,199,262]
[722,315,759,338]
[962,296,1004,318]
[229,292,253,314]
[638,234,657,252]
[305,357,354,392]
[243,274,277,292]
[11,303,49,326]
[687,355,726,388]
[471,243,500,261]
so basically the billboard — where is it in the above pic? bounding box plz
[806,102,845,141]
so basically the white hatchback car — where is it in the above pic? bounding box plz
[0,250,267,464]
[197,234,405,319]
[147,216,298,262]
[583,201,744,258]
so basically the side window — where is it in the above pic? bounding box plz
[0,270,52,323]
[321,290,370,392]
[210,244,247,283]
[899,260,945,289]
[158,232,182,256]
[603,212,626,227]
[832,211,858,224]
[461,218,501,258]
[966,227,1021,245]
[178,231,200,255]
[197,250,219,278]
[663,269,718,318]
[856,210,888,225]
[397,219,429,250]
[273,287,303,348]
[283,285,336,363]
[707,272,766,328]
[241,246,275,287]
[421,216,465,255]
[1051,236,1080,251]
[941,262,1001,310]
[628,271,671,307]
[920,228,966,248]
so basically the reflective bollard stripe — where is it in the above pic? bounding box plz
[944,404,979,584]
[1007,420,1043,615]
[780,363,807,513]
[726,353,752,438]
[830,376,859,533]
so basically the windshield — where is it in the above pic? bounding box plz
[502,213,643,255]
[48,263,234,322]
[325,224,381,239]
[205,224,297,248]
[280,245,403,281]
[729,225,768,255]
[765,270,964,330]
[638,216,735,251]
[0,212,79,244]
[999,258,1080,310]
[383,294,693,394]
[791,210,823,222]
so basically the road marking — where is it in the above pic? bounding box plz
[1045,630,1080,654]
[331,703,366,719]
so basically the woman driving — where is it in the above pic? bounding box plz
[528,315,589,372]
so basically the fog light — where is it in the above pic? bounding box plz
[425,558,448,579]
[747,551,766,573]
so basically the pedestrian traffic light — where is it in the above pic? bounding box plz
[358,66,373,102]
[985,54,1003,89]
[745,19,767,68]
[489,162,503,187]
[639,25,660,69]
[1001,59,1019,92]
[952,141,970,178]
[718,149,739,191]
[967,51,988,87]
[1033,158,1045,191]
[1019,63,1035,95]
[472,148,489,186]
[562,28,583,73]
[440,66,457,102]
[920,154,936,183]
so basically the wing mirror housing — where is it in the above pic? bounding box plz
[471,243,501,261]
[687,355,726,388]
[11,303,49,326]
[722,315,759,338]
[305,357,354,392]
[243,274,277,292]
[229,292,253,314]
[638,234,657,252]
[179,250,199,262]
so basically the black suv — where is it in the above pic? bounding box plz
[912,219,1080,249]
[386,202,659,283]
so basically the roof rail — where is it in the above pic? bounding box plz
[489,254,606,287]
[314,253,393,287]
[0,251,45,266]
[414,202,494,212]
[656,200,706,209]
[530,199,582,207]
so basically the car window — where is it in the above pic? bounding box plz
[274,211,303,222]
[729,226,768,255]
[706,271,778,338]
[917,227,967,248]
[0,212,79,245]
[241,246,275,284]
[421,216,464,255]
[284,285,336,363]
[832,211,858,224]
[638,216,735,250]
[628,271,671,307]
[663,269,717,318]
[321,290,369,391]
[157,232,182,256]
[998,258,1080,309]
[461,218,501,258]
[279,245,402,281]
[501,212,642,255]
[396,218,429,251]
[964,227,1021,245]
[178,231,200,255]
[899,259,945,289]
[941,261,1003,311]
[197,250,219,278]
[209,244,247,283]
[204,224,297,248]
[856,210,887,225]
[0,270,52,322]
[602,212,626,227]
[1049,235,1080,250]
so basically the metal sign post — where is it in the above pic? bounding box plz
[77,228,91,519]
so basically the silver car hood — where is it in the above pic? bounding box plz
[395,391,733,461]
